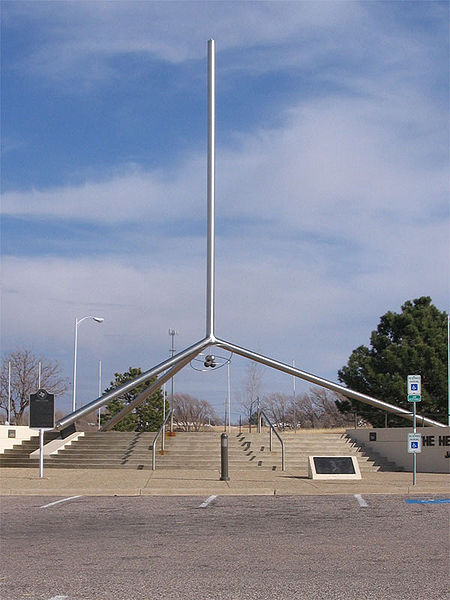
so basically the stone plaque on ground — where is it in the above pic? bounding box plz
[308,455,361,480]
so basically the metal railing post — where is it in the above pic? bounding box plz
[152,409,172,470]
[260,409,285,471]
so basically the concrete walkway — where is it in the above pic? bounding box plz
[1,467,449,496]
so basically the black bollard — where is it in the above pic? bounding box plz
[220,433,230,481]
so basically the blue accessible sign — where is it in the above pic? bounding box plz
[407,375,421,403]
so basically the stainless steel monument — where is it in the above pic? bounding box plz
[56,40,444,433]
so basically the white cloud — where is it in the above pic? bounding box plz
[2,1,447,417]
[4,1,358,74]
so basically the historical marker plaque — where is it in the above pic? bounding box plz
[29,389,55,429]
[308,455,361,480]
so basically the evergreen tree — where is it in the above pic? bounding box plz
[101,367,168,431]
[336,297,448,427]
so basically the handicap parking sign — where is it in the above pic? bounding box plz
[407,433,422,454]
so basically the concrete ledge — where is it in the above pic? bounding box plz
[29,432,84,457]
[0,425,35,453]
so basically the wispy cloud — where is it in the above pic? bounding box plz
[1,1,447,414]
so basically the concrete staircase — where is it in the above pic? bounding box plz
[236,431,401,473]
[50,432,158,469]
[0,430,60,468]
[0,429,401,472]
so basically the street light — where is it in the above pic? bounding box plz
[169,329,178,432]
[72,316,104,412]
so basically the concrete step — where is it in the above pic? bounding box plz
[0,430,401,472]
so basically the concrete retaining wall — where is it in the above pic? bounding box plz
[347,426,450,473]
[0,425,35,453]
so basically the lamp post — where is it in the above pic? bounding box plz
[7,361,11,425]
[227,359,231,434]
[292,359,297,433]
[169,329,178,432]
[72,316,104,412]
[97,360,102,430]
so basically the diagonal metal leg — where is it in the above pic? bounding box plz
[101,349,204,431]
[214,338,445,428]
[55,337,211,431]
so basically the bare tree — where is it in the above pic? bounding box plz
[261,393,291,430]
[293,387,353,428]
[173,393,218,431]
[240,360,263,431]
[0,350,69,424]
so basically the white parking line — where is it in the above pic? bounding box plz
[199,495,217,508]
[40,496,83,509]
[354,494,368,507]
[47,596,68,599]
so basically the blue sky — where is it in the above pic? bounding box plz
[1,1,449,420]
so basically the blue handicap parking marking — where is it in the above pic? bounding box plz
[405,498,450,505]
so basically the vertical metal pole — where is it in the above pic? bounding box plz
[227,360,231,434]
[257,396,261,433]
[169,329,177,432]
[162,383,166,452]
[38,361,41,389]
[239,415,242,434]
[97,360,102,430]
[7,361,11,425]
[39,428,44,478]
[224,396,227,432]
[269,426,273,452]
[206,38,215,339]
[220,433,230,481]
[292,359,296,432]
[413,402,417,486]
[385,411,388,428]
[72,318,78,412]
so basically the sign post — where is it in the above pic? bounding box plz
[407,375,421,486]
[29,389,55,478]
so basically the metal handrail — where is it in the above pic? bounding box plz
[152,409,172,470]
[259,409,286,471]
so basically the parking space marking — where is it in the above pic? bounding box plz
[198,495,217,508]
[405,498,450,505]
[40,496,83,509]
[47,596,68,600]
[354,494,368,507]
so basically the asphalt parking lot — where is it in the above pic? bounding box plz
[1,494,449,600]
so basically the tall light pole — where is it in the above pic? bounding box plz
[7,361,11,425]
[227,359,231,434]
[169,329,178,432]
[72,316,104,412]
[292,359,297,433]
[97,359,102,430]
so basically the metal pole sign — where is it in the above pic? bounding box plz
[407,375,421,486]
[407,374,421,403]
[29,389,55,478]
[407,433,422,453]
